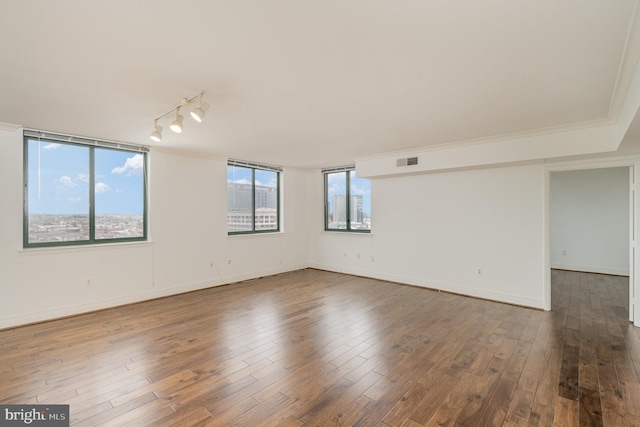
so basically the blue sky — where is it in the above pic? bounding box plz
[227,165,278,188]
[27,140,145,215]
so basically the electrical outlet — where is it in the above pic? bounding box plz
[227,259,232,265]
[562,250,567,256]
[476,268,482,275]
[86,278,92,286]
[356,253,360,259]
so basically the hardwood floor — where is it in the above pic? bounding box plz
[1,268,639,426]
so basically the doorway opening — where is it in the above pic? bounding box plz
[548,166,632,322]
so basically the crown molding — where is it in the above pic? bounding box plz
[0,122,22,132]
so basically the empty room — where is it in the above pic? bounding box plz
[2,1,640,426]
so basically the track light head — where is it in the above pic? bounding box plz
[191,94,209,123]
[170,108,184,133]
[190,103,209,123]
[150,120,163,142]
[170,116,183,133]
[150,126,163,142]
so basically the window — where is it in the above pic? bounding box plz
[324,166,371,232]
[227,160,281,234]
[23,131,148,247]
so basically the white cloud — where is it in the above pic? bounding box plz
[351,184,370,196]
[58,175,77,188]
[230,178,251,184]
[68,197,81,203]
[95,182,110,193]
[255,178,277,187]
[112,154,144,175]
[43,143,60,150]
[328,180,349,195]
[77,173,89,183]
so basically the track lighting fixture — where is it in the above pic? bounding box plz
[149,90,207,142]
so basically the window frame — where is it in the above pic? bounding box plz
[323,166,371,233]
[227,160,281,235]
[23,131,148,248]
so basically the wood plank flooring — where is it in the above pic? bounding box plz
[0,268,639,426]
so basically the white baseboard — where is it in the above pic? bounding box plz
[0,279,221,330]
[221,263,309,285]
[2,261,547,329]
[551,264,629,276]
[308,263,545,309]
[0,263,308,330]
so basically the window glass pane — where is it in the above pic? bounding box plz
[349,170,371,231]
[24,137,147,247]
[227,165,253,232]
[26,140,90,243]
[326,172,347,229]
[94,149,145,240]
[255,169,278,231]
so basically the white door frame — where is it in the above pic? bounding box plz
[544,158,638,326]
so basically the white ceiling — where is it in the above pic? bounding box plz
[1,1,638,168]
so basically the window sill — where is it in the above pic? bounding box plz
[19,240,153,256]
[227,231,285,240]
[321,231,373,237]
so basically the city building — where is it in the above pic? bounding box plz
[227,181,278,231]
[330,194,364,227]
[227,181,278,211]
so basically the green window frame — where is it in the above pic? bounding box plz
[23,130,148,248]
[323,166,371,233]
[227,160,281,235]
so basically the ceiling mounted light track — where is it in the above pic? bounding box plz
[150,90,207,142]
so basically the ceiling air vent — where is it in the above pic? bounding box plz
[396,156,418,167]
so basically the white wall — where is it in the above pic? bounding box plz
[309,164,546,308]
[0,128,310,329]
[550,167,629,276]
[6,121,633,327]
